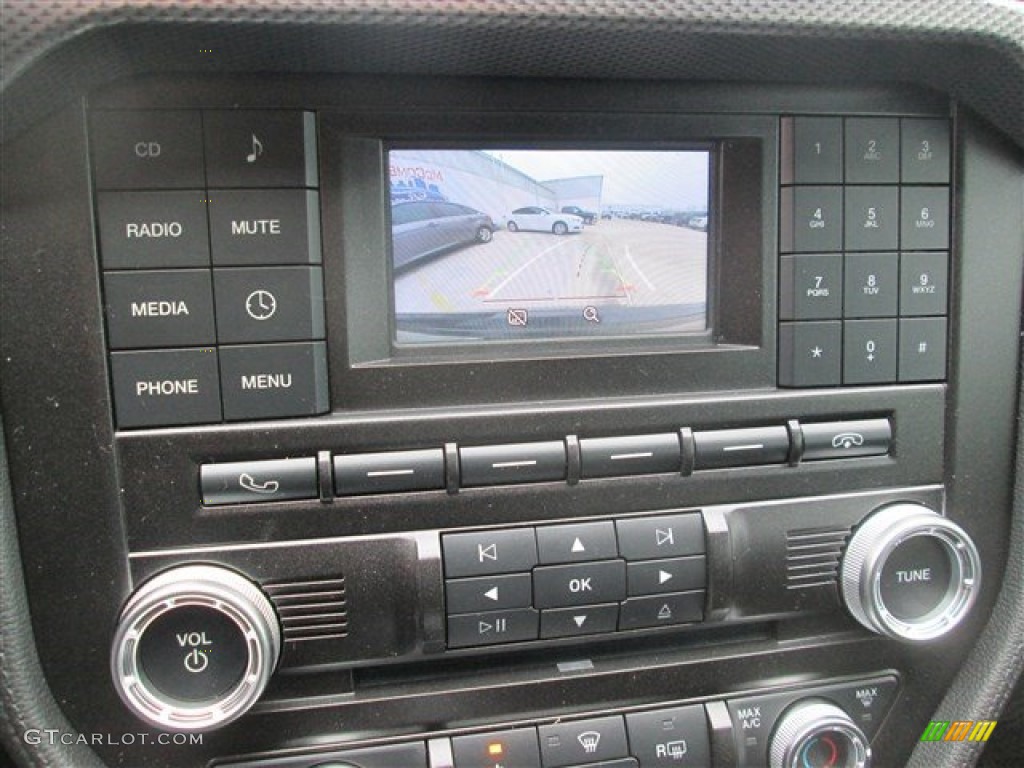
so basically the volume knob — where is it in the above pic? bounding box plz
[111,565,281,731]
[841,503,981,642]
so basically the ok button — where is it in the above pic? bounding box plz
[534,560,626,609]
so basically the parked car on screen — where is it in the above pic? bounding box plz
[507,206,584,235]
[391,201,495,269]
[560,205,597,224]
[689,215,708,231]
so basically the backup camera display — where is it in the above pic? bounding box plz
[388,149,710,344]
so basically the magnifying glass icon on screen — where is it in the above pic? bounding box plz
[583,306,601,323]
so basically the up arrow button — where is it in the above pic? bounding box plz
[537,521,618,564]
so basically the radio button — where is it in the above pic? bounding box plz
[204,110,318,189]
[899,251,948,316]
[779,254,842,320]
[447,608,539,648]
[616,514,705,560]
[110,348,221,428]
[778,320,842,387]
[91,110,204,190]
[218,341,329,421]
[625,704,710,768]
[843,252,898,318]
[539,604,618,639]
[693,426,790,470]
[579,433,681,478]
[845,117,900,184]
[209,189,321,266]
[901,119,950,184]
[201,458,318,506]
[443,529,538,578]
[627,556,706,597]
[104,270,216,350]
[98,191,211,270]
[619,591,704,629]
[534,561,626,609]
[213,266,325,344]
[452,728,541,768]
[780,186,843,253]
[334,449,445,496]
[844,185,899,252]
[536,521,618,564]
[843,319,898,385]
[781,117,843,185]
[460,441,567,487]
[900,186,950,251]
[801,419,892,461]
[446,573,533,614]
[538,715,628,768]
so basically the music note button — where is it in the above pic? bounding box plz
[203,110,318,188]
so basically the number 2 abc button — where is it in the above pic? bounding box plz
[442,529,538,578]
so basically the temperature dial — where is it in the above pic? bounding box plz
[111,564,281,732]
[841,503,981,642]
[770,699,871,768]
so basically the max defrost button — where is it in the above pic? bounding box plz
[97,191,211,269]
[334,449,445,495]
[204,110,318,189]
[91,111,204,189]
[110,348,221,428]
[201,458,318,506]
[460,442,567,486]
[104,270,216,349]
[218,341,329,421]
[208,189,321,266]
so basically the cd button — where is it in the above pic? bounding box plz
[200,457,318,506]
[538,715,629,768]
[442,528,539,578]
[334,449,444,496]
[104,270,216,349]
[616,514,705,560]
[446,608,539,648]
[204,110,318,189]
[693,426,790,470]
[536,521,618,564]
[91,110,204,189]
[97,191,211,270]
[218,341,329,421]
[539,604,618,639]
[625,704,710,768]
[627,556,707,597]
[446,573,533,614]
[208,189,321,266]
[618,591,705,629]
[579,433,681,478]
[460,441,567,487]
[801,419,892,461]
[533,561,626,609]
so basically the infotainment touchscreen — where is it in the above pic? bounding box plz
[387,149,711,345]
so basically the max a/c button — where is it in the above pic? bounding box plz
[201,457,317,506]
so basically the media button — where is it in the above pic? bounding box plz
[538,715,629,768]
[539,604,618,639]
[443,528,539,578]
[536,521,618,564]
[533,560,626,609]
[97,191,210,269]
[110,348,221,428]
[204,110,318,189]
[616,514,705,560]
[91,111,204,189]
[208,189,321,266]
[447,608,539,648]
[200,458,318,506]
[104,270,216,349]
[618,591,704,629]
[218,341,329,421]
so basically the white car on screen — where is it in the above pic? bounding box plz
[507,206,584,235]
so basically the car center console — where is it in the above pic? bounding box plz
[2,74,1023,768]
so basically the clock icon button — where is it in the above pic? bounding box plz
[245,289,277,321]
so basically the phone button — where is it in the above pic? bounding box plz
[200,457,317,506]
[800,418,892,461]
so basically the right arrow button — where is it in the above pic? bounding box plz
[627,556,707,597]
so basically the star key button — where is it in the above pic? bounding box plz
[779,320,842,387]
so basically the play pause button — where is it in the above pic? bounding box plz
[447,608,539,648]
[540,604,619,639]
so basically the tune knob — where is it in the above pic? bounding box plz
[111,564,281,731]
[770,700,870,768]
[841,503,981,642]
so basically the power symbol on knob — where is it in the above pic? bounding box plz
[184,649,209,674]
